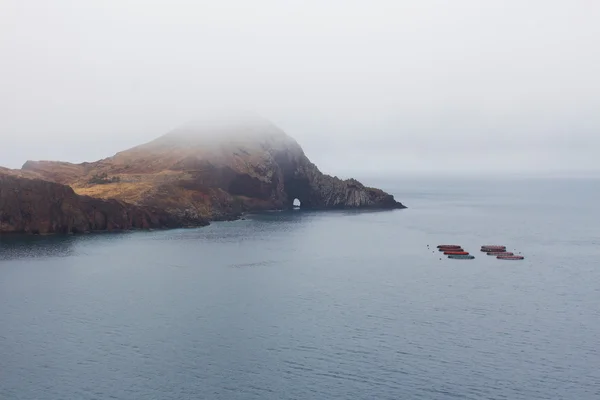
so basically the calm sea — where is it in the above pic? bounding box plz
[1,178,599,399]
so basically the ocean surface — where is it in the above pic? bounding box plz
[1,178,599,400]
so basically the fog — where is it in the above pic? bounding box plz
[1,0,599,177]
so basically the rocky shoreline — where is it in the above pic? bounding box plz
[0,173,209,235]
[1,117,405,235]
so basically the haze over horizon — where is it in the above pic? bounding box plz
[1,0,599,177]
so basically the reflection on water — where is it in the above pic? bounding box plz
[0,234,77,261]
[0,210,401,262]
[0,231,142,261]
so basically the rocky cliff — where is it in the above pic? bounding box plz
[0,172,207,234]
[3,116,404,234]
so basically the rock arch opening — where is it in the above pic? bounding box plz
[280,171,313,210]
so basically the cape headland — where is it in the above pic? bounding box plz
[1,116,405,234]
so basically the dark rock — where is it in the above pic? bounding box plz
[0,173,208,234]
[7,116,405,235]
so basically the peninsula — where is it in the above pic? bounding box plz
[0,116,405,234]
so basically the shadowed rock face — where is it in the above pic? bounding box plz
[274,153,403,210]
[6,117,404,234]
[0,173,207,234]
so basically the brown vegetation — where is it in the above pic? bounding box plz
[2,118,404,234]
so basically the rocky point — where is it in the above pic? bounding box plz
[1,116,405,234]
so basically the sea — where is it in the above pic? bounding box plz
[1,177,599,400]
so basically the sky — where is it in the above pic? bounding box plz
[1,0,599,177]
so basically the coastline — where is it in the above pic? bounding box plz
[0,203,406,237]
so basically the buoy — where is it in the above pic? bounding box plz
[437,245,462,249]
[497,255,524,260]
[487,251,513,256]
[448,254,475,260]
[444,251,469,255]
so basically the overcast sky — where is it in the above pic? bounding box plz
[1,0,599,177]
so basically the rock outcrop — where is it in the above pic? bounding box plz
[3,115,404,234]
[0,172,207,234]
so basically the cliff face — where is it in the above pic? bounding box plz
[0,172,207,234]
[275,156,403,210]
[20,117,405,222]
[3,116,404,234]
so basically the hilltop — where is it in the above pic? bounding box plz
[1,116,405,234]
